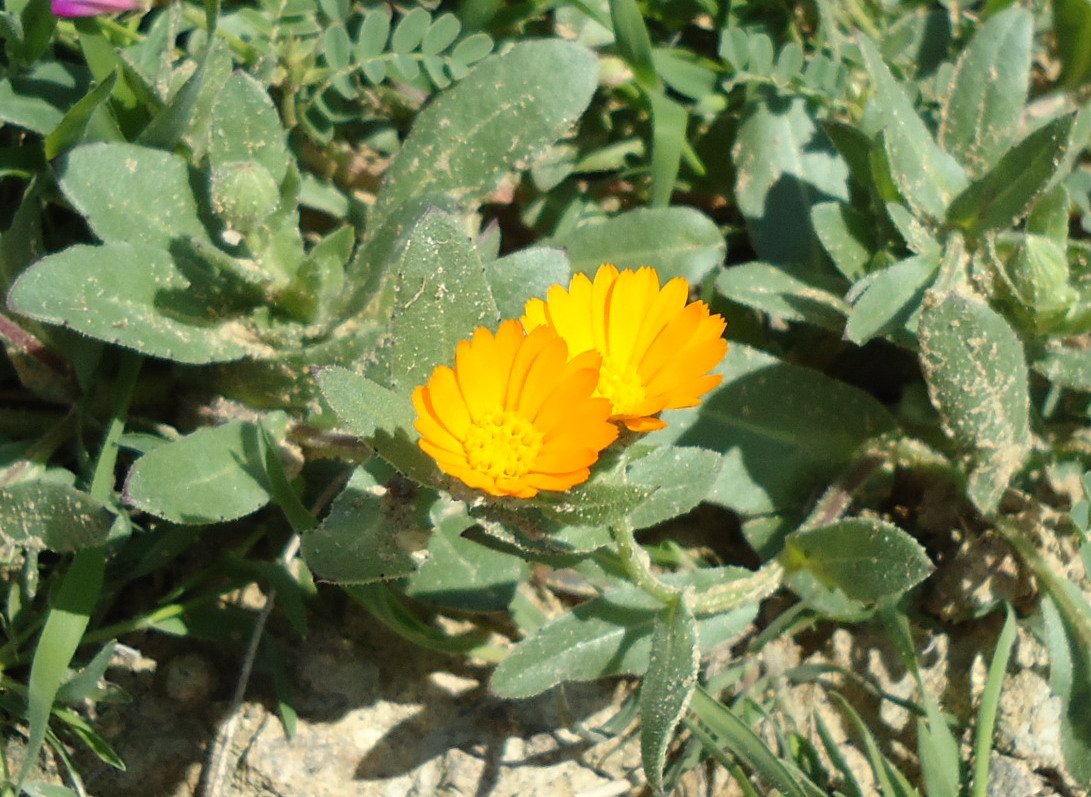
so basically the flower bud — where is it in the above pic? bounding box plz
[208,160,281,237]
[1004,234,1077,316]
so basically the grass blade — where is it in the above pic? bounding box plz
[970,606,1017,797]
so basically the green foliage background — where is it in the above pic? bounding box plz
[2,0,1091,793]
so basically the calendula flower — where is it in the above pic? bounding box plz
[52,0,139,16]
[412,320,618,498]
[522,264,728,432]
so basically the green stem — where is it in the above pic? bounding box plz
[692,561,784,616]
[90,352,142,501]
[180,5,260,61]
[81,598,204,647]
[610,520,679,604]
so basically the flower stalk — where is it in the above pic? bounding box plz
[610,519,680,604]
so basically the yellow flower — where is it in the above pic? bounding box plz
[412,320,619,498]
[522,264,728,432]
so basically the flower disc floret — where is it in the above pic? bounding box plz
[412,320,618,498]
[521,264,728,431]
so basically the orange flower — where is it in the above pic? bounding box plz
[521,264,728,432]
[412,320,619,498]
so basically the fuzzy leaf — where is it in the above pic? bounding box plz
[388,210,500,391]
[646,343,895,515]
[58,142,209,250]
[491,568,757,698]
[626,446,722,530]
[0,481,114,552]
[302,467,431,584]
[733,95,849,268]
[811,201,873,282]
[918,293,1030,514]
[938,7,1031,175]
[124,421,272,524]
[845,251,939,344]
[545,207,725,284]
[641,596,699,793]
[369,40,597,230]
[858,36,968,220]
[784,519,933,603]
[405,500,528,611]
[946,114,1075,236]
[207,71,292,182]
[8,243,264,364]
[316,367,433,483]
[716,262,848,332]
[485,246,570,319]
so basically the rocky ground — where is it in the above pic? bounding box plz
[10,528,1087,797]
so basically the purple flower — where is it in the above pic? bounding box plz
[52,0,140,17]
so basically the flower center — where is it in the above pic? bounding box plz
[596,356,647,416]
[463,410,543,480]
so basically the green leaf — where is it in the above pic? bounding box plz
[608,0,660,90]
[626,446,722,530]
[530,476,651,527]
[947,114,1075,236]
[302,467,431,584]
[544,206,725,284]
[391,7,430,53]
[421,13,460,56]
[811,201,874,282]
[733,94,849,268]
[8,243,263,364]
[405,500,529,611]
[647,90,687,208]
[56,641,116,704]
[20,548,105,790]
[858,35,968,220]
[1053,0,1091,90]
[137,40,232,152]
[783,519,933,603]
[207,71,292,183]
[641,596,699,793]
[687,687,825,797]
[491,568,757,698]
[316,367,433,482]
[653,48,719,100]
[369,40,597,231]
[355,7,391,59]
[317,366,414,438]
[648,343,895,515]
[43,73,120,160]
[829,691,920,797]
[450,32,492,65]
[485,246,570,319]
[58,142,209,250]
[388,210,500,391]
[970,605,1017,797]
[1031,341,1091,391]
[918,294,1030,514]
[938,6,1032,175]
[1040,592,1091,785]
[124,420,272,524]
[716,262,848,332]
[1027,183,1071,242]
[0,60,88,136]
[845,251,939,345]
[0,481,114,552]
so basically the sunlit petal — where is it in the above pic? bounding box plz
[523,264,728,432]
[413,320,617,498]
